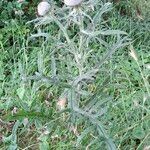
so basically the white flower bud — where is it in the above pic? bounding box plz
[37,1,51,16]
[64,0,82,7]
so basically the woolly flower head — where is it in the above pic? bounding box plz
[37,1,51,16]
[64,0,82,7]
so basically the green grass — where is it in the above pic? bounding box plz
[0,0,150,150]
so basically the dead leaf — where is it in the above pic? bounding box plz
[57,97,67,110]
[144,146,150,150]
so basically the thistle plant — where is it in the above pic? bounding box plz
[27,0,130,149]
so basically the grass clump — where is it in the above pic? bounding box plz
[0,0,150,149]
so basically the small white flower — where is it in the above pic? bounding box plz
[37,1,51,16]
[64,0,82,7]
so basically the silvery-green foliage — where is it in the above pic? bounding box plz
[2,121,20,150]
[27,0,130,149]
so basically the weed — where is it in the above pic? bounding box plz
[0,0,150,149]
